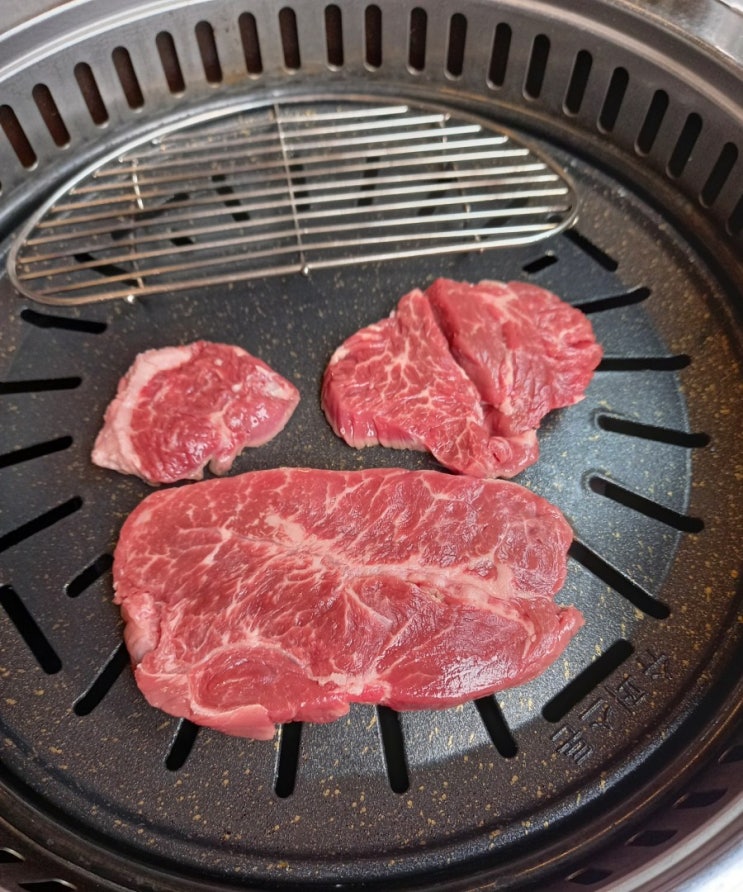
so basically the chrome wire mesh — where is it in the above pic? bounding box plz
[8,100,577,305]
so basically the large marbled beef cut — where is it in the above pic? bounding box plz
[113,467,581,740]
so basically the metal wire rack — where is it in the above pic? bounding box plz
[8,100,577,305]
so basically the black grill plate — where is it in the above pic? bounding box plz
[1,102,742,890]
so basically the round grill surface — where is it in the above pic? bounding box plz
[0,1,742,889]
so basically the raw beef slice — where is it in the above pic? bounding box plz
[321,289,539,478]
[113,467,582,740]
[322,279,602,477]
[92,340,299,485]
[425,279,603,436]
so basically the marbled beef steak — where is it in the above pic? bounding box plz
[322,279,601,477]
[113,467,582,740]
[92,340,299,485]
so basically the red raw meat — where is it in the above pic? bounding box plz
[426,279,603,436]
[92,340,299,485]
[321,289,537,477]
[113,467,581,740]
[322,279,601,477]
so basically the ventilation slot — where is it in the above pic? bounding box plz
[488,23,511,88]
[165,719,199,771]
[71,251,139,285]
[599,67,629,133]
[357,157,380,206]
[74,63,108,125]
[32,84,70,147]
[365,5,382,69]
[523,253,557,274]
[0,376,82,395]
[20,308,107,333]
[0,497,83,554]
[524,34,550,100]
[567,867,614,886]
[564,50,592,115]
[112,47,144,109]
[668,113,702,178]
[291,163,310,211]
[475,696,518,757]
[636,90,669,155]
[542,639,635,722]
[0,584,62,674]
[564,228,618,271]
[275,722,302,797]
[588,474,704,533]
[728,194,743,237]
[598,354,690,372]
[576,286,650,314]
[701,142,738,207]
[0,105,37,168]
[377,706,410,793]
[596,413,710,448]
[0,436,73,470]
[719,743,743,764]
[73,642,129,715]
[212,174,250,222]
[156,31,186,94]
[279,7,301,70]
[626,828,677,847]
[65,553,114,598]
[674,788,727,809]
[324,5,343,68]
[0,848,24,863]
[238,13,263,75]
[408,7,427,73]
[196,21,223,84]
[569,540,670,619]
[446,13,467,78]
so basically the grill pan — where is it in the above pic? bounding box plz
[1,1,742,889]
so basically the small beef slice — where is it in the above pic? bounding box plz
[92,340,299,485]
[113,467,582,740]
